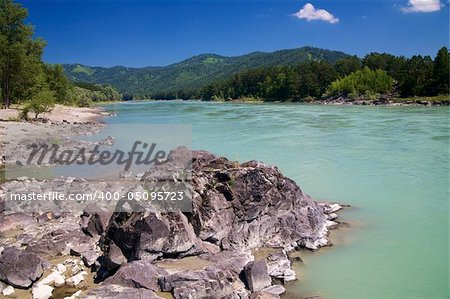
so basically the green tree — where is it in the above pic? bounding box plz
[0,0,45,108]
[431,47,449,95]
[22,89,55,119]
[335,56,362,76]
[44,64,71,103]
[399,55,433,96]
[326,67,394,98]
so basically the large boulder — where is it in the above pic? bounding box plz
[101,148,329,260]
[190,150,329,251]
[244,260,272,292]
[101,209,207,263]
[0,247,49,288]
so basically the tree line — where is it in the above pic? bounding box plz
[202,47,448,102]
[0,0,121,114]
[159,47,448,102]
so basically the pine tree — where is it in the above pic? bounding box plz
[432,47,449,95]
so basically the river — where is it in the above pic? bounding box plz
[102,101,449,299]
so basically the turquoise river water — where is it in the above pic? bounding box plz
[102,101,448,299]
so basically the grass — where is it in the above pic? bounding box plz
[72,64,95,76]
[203,57,224,64]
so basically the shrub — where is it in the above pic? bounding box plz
[326,67,394,98]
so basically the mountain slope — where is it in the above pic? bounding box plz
[63,47,352,95]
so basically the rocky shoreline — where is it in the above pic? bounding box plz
[0,109,345,299]
[0,149,344,299]
[312,96,450,106]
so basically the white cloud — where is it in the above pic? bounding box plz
[401,0,443,12]
[293,3,339,24]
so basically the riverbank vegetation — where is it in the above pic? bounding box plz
[0,0,121,113]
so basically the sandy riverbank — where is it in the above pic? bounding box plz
[0,105,107,167]
[0,105,107,123]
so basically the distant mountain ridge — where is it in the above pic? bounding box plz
[63,46,353,95]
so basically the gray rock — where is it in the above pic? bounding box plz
[250,291,280,299]
[262,285,285,295]
[103,260,167,291]
[94,148,337,297]
[158,267,238,299]
[0,247,48,288]
[101,210,206,262]
[119,170,132,178]
[200,250,253,275]
[85,284,163,299]
[189,150,329,251]
[266,250,296,282]
[104,241,127,271]
[244,260,272,292]
[101,149,330,260]
[80,204,114,237]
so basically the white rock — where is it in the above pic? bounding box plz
[71,265,81,275]
[2,286,15,297]
[39,270,65,287]
[56,263,67,274]
[66,271,88,286]
[63,290,82,299]
[38,270,66,287]
[305,237,329,250]
[32,284,54,299]
[319,203,342,213]
[0,281,5,293]
[326,220,338,229]
[327,213,338,220]
[283,269,297,282]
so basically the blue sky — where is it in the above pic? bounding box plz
[20,0,449,67]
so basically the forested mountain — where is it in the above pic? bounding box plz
[63,47,351,96]
[197,47,449,102]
